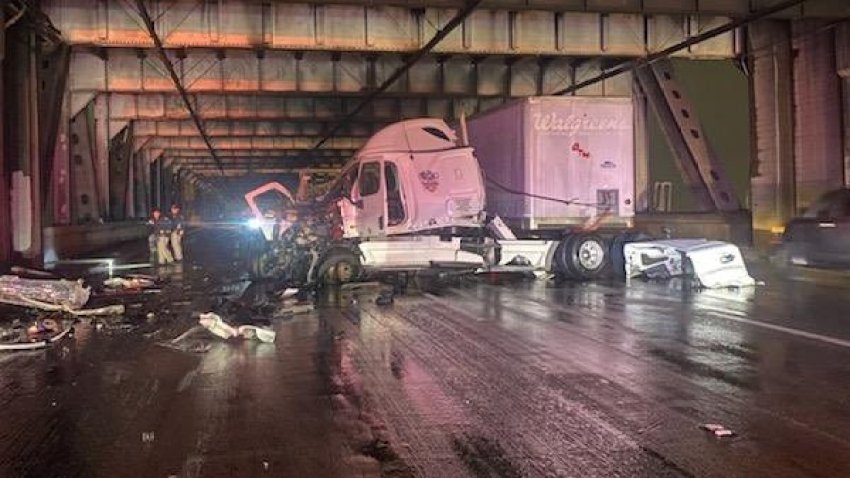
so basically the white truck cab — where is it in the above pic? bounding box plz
[333,119,486,239]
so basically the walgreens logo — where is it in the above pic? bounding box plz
[532,112,629,132]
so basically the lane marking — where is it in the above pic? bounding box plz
[699,308,850,349]
[435,286,850,351]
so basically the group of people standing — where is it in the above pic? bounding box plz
[148,204,186,265]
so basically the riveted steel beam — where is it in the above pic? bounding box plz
[636,60,740,211]
[46,2,752,57]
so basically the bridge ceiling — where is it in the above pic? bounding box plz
[44,0,848,176]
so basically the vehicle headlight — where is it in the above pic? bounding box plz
[247,218,263,229]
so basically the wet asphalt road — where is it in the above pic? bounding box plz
[3,231,850,477]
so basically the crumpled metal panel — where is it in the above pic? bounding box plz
[0,276,91,309]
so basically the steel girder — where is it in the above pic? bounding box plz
[46,1,747,57]
[70,51,633,105]
[139,135,365,151]
[134,119,382,138]
[635,60,741,212]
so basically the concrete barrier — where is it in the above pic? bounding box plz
[43,222,148,261]
[634,211,753,245]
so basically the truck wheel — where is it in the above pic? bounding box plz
[562,233,609,280]
[251,249,277,279]
[318,250,362,285]
[553,235,578,280]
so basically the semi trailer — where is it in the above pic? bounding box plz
[243,97,754,287]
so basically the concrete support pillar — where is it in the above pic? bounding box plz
[0,11,10,265]
[835,22,850,186]
[4,28,43,262]
[750,21,796,246]
[792,20,844,209]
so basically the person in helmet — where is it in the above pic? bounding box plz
[170,203,186,262]
[148,209,174,265]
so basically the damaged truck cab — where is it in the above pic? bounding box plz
[334,118,486,239]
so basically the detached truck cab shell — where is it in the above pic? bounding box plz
[467,96,635,231]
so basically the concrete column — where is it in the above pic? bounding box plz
[750,20,796,247]
[0,10,9,266]
[5,28,43,262]
[792,20,844,209]
[837,22,850,186]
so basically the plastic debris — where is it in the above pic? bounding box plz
[280,288,299,300]
[0,326,74,352]
[198,312,277,343]
[198,313,238,339]
[237,325,277,343]
[104,277,156,289]
[700,423,736,438]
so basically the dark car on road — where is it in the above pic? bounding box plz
[780,188,850,267]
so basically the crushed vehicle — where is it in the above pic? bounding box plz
[242,97,754,288]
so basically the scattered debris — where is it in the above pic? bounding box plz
[104,276,156,290]
[700,423,736,438]
[280,288,299,300]
[0,275,90,309]
[281,302,315,315]
[141,431,156,444]
[375,289,395,306]
[237,325,277,343]
[0,275,124,317]
[198,312,238,339]
[0,326,74,352]
[198,312,277,343]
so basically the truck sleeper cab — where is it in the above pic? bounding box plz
[335,118,486,239]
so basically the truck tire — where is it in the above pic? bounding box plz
[557,233,609,280]
[251,249,277,280]
[317,250,362,286]
[609,231,653,280]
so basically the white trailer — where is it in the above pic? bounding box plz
[467,96,635,231]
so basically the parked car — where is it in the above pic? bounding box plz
[779,188,850,267]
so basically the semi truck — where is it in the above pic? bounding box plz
[244,96,754,287]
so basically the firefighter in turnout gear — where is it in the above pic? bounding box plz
[170,204,186,262]
[148,209,174,265]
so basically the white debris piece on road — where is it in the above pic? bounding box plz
[236,325,276,343]
[104,277,156,289]
[198,312,276,343]
[199,312,238,339]
[624,239,755,288]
